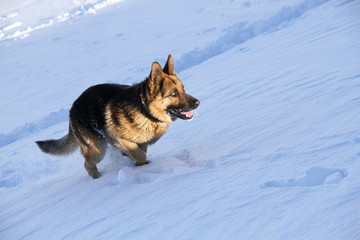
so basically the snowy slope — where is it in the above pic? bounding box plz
[0,0,124,41]
[1,0,360,239]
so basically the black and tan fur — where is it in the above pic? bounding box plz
[36,55,200,179]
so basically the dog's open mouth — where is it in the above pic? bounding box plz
[168,108,193,120]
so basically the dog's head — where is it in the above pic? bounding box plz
[146,55,200,123]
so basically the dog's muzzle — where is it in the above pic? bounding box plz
[168,98,200,121]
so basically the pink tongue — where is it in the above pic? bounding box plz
[180,111,193,118]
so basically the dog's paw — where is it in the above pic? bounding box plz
[89,170,102,179]
[135,160,151,167]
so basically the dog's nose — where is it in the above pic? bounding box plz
[193,99,200,109]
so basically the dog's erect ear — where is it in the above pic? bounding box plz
[163,54,176,75]
[150,62,164,83]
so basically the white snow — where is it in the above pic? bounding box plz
[0,0,124,41]
[1,0,360,239]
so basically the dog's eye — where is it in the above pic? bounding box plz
[170,90,178,97]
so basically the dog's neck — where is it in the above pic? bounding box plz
[139,80,164,123]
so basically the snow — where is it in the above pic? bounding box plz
[0,0,124,41]
[1,0,360,239]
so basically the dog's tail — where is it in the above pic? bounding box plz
[36,126,78,156]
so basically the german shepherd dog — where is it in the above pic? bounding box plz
[36,55,200,179]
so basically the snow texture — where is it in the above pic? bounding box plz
[1,0,360,239]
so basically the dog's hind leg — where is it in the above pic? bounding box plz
[114,139,149,166]
[72,126,107,179]
[81,142,106,179]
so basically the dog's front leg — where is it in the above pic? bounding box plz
[115,138,150,166]
[138,143,148,154]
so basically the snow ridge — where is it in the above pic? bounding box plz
[0,108,68,147]
[261,167,348,188]
[177,0,328,71]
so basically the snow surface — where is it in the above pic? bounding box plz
[0,0,124,41]
[1,0,360,239]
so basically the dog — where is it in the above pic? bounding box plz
[36,55,200,179]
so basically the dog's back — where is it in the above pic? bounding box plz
[70,84,128,133]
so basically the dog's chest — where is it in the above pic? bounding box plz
[105,105,169,144]
[119,119,169,144]
[135,120,169,143]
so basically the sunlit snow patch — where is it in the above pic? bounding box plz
[261,167,348,188]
